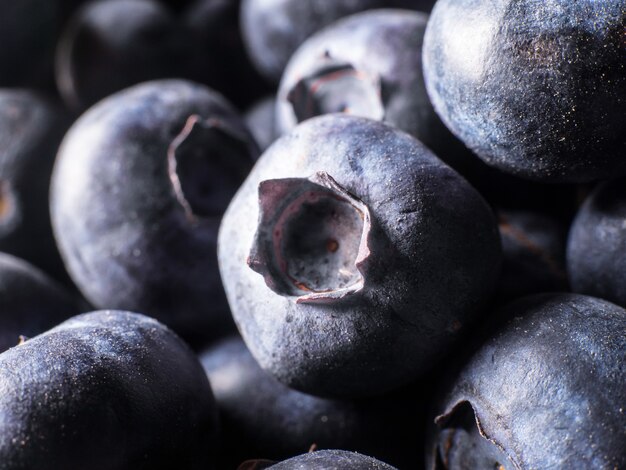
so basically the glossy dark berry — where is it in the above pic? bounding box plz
[423,0,626,182]
[0,252,82,353]
[51,79,259,347]
[56,0,184,111]
[0,89,71,283]
[219,114,501,397]
[428,293,626,469]
[567,177,626,307]
[0,310,219,469]
[201,336,422,469]
[267,450,398,469]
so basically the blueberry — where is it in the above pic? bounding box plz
[201,336,422,468]
[0,310,219,469]
[0,252,82,353]
[51,79,259,347]
[55,0,183,111]
[423,0,626,182]
[567,177,626,307]
[428,293,626,469]
[276,9,479,176]
[219,114,501,397]
[241,0,436,83]
[0,89,71,283]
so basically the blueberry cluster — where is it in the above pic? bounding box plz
[0,0,624,469]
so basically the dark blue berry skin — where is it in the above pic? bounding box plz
[267,450,398,469]
[567,178,626,307]
[56,0,184,112]
[423,0,626,183]
[219,115,501,397]
[0,90,72,284]
[201,337,422,469]
[0,310,219,470]
[241,0,436,83]
[0,252,83,353]
[428,293,626,470]
[496,210,568,304]
[51,80,259,348]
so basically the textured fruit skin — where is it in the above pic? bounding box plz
[428,293,626,470]
[219,115,501,397]
[567,178,626,307]
[201,337,421,469]
[423,0,626,183]
[268,450,398,469]
[0,310,219,470]
[0,252,82,353]
[51,80,258,347]
[0,90,70,283]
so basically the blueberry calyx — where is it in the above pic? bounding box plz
[248,171,371,304]
[434,401,512,470]
[168,114,252,221]
[286,52,384,124]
